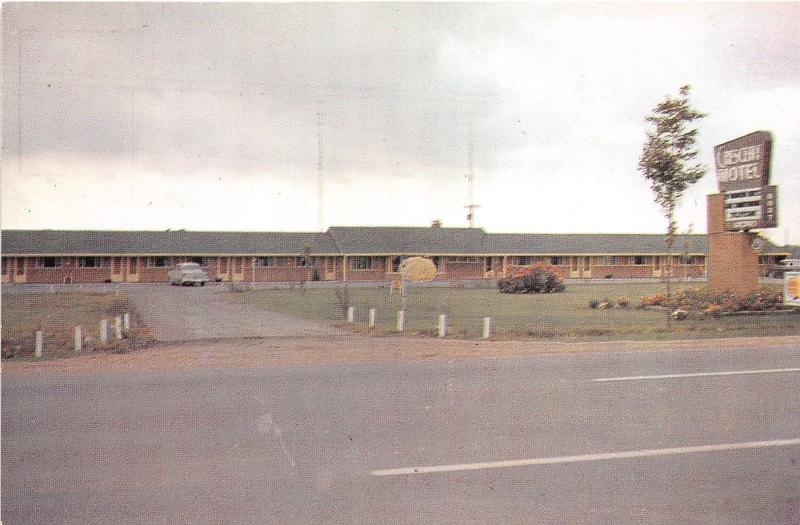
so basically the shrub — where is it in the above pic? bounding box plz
[639,287,784,314]
[498,263,565,294]
[589,299,600,309]
[617,297,630,308]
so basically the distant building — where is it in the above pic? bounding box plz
[1,226,790,284]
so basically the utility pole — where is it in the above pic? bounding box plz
[316,100,324,232]
[464,115,480,228]
[18,29,24,177]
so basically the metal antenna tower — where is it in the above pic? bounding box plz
[465,116,480,228]
[316,100,324,231]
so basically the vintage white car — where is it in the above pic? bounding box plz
[770,259,800,278]
[168,262,210,286]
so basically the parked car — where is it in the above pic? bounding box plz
[769,259,800,278]
[168,262,210,286]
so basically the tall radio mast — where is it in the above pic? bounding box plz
[465,116,480,228]
[316,100,324,231]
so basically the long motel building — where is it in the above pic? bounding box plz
[1,226,791,285]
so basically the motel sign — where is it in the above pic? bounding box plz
[714,131,777,231]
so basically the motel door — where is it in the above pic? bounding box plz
[324,257,336,281]
[570,257,580,278]
[10,258,27,284]
[581,256,592,278]
[217,257,230,281]
[653,256,662,278]
[126,257,139,282]
[111,257,125,282]
[231,256,244,281]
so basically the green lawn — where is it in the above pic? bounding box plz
[227,282,800,341]
[1,292,140,357]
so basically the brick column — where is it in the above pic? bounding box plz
[707,194,759,295]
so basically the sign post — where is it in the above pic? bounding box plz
[708,130,777,295]
[398,257,438,325]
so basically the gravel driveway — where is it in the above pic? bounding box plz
[126,284,343,342]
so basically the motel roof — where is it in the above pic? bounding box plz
[487,233,710,255]
[328,226,489,255]
[0,227,790,257]
[1,230,340,256]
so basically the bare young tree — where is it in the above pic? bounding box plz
[639,85,706,302]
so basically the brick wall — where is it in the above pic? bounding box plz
[707,194,760,295]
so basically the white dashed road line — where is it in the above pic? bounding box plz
[590,367,800,383]
[370,438,800,476]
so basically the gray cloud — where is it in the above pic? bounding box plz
[2,3,799,242]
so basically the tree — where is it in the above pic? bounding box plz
[639,85,706,303]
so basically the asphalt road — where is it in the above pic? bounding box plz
[3,340,799,524]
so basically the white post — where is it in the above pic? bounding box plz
[100,319,109,345]
[438,314,447,337]
[123,313,130,332]
[74,326,82,353]
[396,310,405,332]
[347,306,355,323]
[35,330,43,358]
[114,316,123,339]
[401,275,407,312]
[482,317,492,339]
[368,308,376,328]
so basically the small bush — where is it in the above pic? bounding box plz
[498,263,565,294]
[639,287,784,314]
[617,297,630,308]
[589,299,600,309]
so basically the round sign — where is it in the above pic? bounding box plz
[751,237,766,253]
[400,257,437,282]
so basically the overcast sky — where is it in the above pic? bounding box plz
[2,2,799,244]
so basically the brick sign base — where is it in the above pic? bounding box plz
[707,194,760,296]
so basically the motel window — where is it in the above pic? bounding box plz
[351,256,373,270]
[432,256,445,271]
[37,257,63,268]
[485,257,493,271]
[17,258,26,275]
[759,256,770,265]
[688,256,705,265]
[255,257,277,267]
[550,256,564,266]
[1,258,8,275]
[596,256,619,266]
[148,256,172,268]
[78,257,102,268]
[512,256,532,265]
[633,256,652,265]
